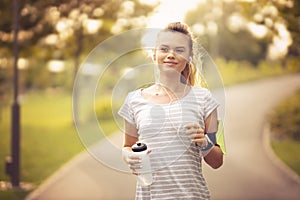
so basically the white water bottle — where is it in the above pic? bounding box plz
[131,142,153,187]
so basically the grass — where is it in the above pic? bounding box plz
[0,58,299,199]
[0,190,28,200]
[0,89,120,199]
[216,58,295,86]
[0,91,84,199]
[268,90,300,140]
[271,140,300,176]
[217,58,300,177]
[268,89,300,177]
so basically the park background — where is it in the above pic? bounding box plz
[0,0,299,199]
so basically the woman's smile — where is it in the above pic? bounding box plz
[163,60,178,66]
[154,31,190,74]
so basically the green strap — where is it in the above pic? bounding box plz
[216,120,226,154]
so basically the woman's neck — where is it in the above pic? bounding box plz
[156,74,184,92]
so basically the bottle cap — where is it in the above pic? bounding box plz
[132,142,147,152]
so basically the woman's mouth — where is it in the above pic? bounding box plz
[163,61,178,66]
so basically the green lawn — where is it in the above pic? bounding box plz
[0,90,120,199]
[271,140,300,176]
[0,61,298,199]
[268,89,300,177]
[0,91,84,199]
[216,58,294,86]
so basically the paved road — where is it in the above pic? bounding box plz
[26,74,300,200]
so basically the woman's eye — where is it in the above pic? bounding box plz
[176,49,185,53]
[158,47,185,54]
[160,47,168,52]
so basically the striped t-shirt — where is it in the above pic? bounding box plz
[118,86,219,200]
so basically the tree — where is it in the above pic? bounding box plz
[0,0,65,56]
[184,0,297,65]
[184,1,268,64]
[0,0,157,91]
[274,0,300,57]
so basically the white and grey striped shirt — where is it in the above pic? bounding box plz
[119,86,219,200]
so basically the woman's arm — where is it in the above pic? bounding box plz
[203,109,223,169]
[204,144,223,169]
[123,120,139,148]
[122,120,138,162]
[122,120,143,175]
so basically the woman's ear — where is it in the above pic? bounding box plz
[152,54,156,61]
[151,48,156,61]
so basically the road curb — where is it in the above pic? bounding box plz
[25,151,87,200]
[25,132,130,200]
[262,122,300,184]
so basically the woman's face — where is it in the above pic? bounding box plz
[154,31,191,74]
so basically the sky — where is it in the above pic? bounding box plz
[144,0,206,28]
[144,0,256,28]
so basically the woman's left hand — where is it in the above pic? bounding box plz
[184,123,207,147]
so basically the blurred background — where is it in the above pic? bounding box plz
[0,0,299,199]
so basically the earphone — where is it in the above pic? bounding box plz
[189,56,192,63]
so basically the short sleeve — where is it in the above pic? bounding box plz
[204,89,219,119]
[118,92,136,127]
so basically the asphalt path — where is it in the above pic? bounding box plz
[26,74,300,200]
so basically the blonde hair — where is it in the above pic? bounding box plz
[160,22,200,86]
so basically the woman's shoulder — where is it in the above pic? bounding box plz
[191,85,210,94]
[126,88,142,99]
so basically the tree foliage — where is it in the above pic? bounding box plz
[184,1,268,64]
[0,0,156,58]
[274,0,300,57]
[269,89,300,141]
[0,0,157,94]
[184,0,299,65]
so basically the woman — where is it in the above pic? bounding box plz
[119,22,223,199]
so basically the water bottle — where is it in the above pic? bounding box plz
[131,142,153,187]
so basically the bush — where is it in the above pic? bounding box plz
[95,97,114,121]
[269,90,300,141]
[285,56,300,72]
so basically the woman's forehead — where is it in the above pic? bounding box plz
[156,31,190,47]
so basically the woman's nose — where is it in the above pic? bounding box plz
[166,50,175,58]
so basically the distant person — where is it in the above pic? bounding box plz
[119,22,223,199]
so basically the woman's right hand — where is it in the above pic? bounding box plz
[122,147,142,175]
